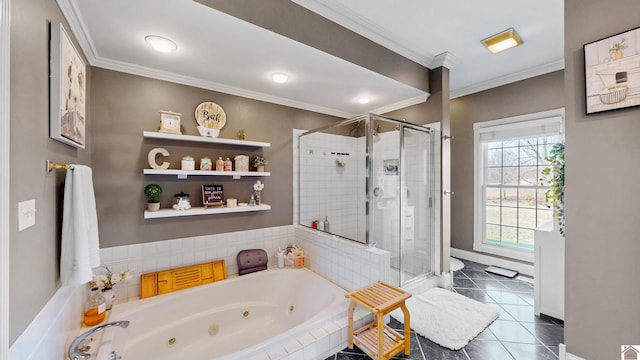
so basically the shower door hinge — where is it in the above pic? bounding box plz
[428,197,433,208]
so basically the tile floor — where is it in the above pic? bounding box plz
[325,258,564,360]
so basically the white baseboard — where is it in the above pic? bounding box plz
[450,248,534,277]
[559,344,586,360]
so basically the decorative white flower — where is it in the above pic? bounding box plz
[89,265,132,289]
[253,180,264,191]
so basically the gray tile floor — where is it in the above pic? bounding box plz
[325,258,564,360]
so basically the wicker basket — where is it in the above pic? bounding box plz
[599,85,628,104]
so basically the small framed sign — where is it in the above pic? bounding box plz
[202,185,224,208]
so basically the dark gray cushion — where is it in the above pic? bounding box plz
[237,249,268,276]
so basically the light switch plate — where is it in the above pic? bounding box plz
[18,199,36,231]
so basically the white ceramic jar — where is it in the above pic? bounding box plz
[181,156,195,170]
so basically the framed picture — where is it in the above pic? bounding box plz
[584,26,640,114]
[202,185,224,207]
[49,22,86,148]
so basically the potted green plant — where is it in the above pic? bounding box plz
[540,143,565,236]
[237,129,246,140]
[144,183,163,212]
[253,156,267,172]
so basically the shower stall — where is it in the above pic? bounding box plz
[298,113,440,287]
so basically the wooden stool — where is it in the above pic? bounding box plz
[345,282,411,360]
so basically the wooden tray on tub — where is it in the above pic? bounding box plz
[140,260,226,299]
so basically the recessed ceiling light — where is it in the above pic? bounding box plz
[145,35,178,53]
[357,97,371,104]
[271,73,289,84]
[481,28,523,54]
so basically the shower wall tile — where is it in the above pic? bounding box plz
[298,131,366,242]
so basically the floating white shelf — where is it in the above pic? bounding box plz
[143,131,270,147]
[143,169,270,179]
[144,204,271,219]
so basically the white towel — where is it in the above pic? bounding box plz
[60,165,101,286]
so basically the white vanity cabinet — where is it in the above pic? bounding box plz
[534,222,564,320]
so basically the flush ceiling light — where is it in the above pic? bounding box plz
[481,28,523,54]
[357,97,371,104]
[271,72,289,84]
[144,35,178,53]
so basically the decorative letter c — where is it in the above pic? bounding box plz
[148,148,170,169]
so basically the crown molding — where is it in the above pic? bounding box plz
[430,52,459,69]
[368,93,430,115]
[92,57,356,119]
[291,0,434,68]
[56,0,100,62]
[450,58,565,99]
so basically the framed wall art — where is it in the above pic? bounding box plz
[584,26,640,114]
[49,22,86,148]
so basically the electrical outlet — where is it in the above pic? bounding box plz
[18,199,36,231]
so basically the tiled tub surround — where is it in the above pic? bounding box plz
[100,225,296,303]
[294,226,391,291]
[100,225,390,304]
[11,224,391,359]
[98,268,371,360]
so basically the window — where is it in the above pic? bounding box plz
[474,109,564,262]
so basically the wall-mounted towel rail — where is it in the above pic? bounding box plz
[46,160,71,172]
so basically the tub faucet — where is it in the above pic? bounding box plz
[68,320,130,360]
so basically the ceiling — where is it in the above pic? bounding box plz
[58,0,564,119]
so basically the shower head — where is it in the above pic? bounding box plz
[373,124,381,137]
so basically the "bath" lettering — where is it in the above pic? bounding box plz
[201,110,221,123]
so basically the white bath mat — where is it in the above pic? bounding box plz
[390,288,498,350]
[450,257,464,272]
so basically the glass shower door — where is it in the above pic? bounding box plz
[400,125,434,285]
[369,117,402,286]
[370,119,434,287]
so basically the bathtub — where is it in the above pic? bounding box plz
[95,268,350,360]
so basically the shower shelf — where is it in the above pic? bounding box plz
[144,204,271,219]
[143,169,270,179]
[143,131,270,147]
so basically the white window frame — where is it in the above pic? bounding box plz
[473,108,564,263]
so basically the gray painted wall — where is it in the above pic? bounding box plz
[449,70,565,263]
[9,0,92,343]
[564,0,640,358]
[90,68,337,247]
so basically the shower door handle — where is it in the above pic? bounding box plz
[444,190,454,196]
